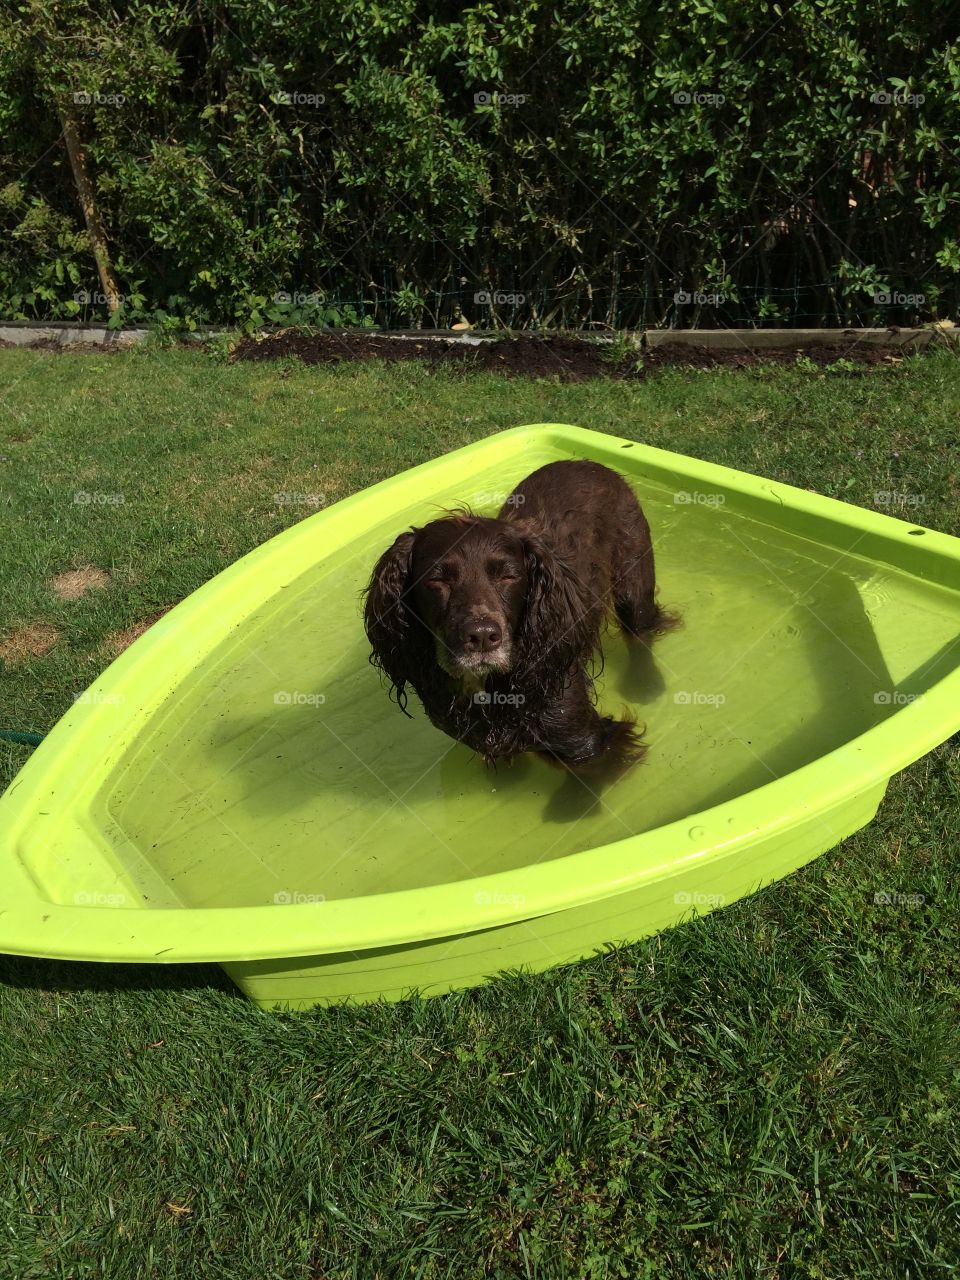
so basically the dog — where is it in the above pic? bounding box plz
[363,459,673,776]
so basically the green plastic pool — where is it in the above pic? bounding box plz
[2,424,959,1007]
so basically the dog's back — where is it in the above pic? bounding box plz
[499,460,652,608]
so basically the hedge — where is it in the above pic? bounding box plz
[0,0,957,330]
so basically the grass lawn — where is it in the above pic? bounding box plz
[1,342,959,1278]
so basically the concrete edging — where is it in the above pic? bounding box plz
[641,327,939,351]
[0,321,949,351]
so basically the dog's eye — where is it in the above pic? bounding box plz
[490,562,520,581]
[424,568,447,586]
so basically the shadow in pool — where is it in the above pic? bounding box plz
[612,629,674,706]
[188,560,953,845]
[545,563,954,827]
[196,622,677,824]
[195,649,557,822]
[639,563,916,821]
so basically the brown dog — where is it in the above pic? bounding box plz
[363,460,672,774]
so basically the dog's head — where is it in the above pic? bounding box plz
[363,514,586,711]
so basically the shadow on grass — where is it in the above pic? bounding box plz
[0,953,243,999]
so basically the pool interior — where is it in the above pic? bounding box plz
[31,444,960,909]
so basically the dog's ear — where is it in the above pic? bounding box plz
[514,531,592,697]
[362,531,420,714]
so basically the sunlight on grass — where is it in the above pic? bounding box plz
[1,345,958,1277]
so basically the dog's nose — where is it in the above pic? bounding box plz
[462,619,502,653]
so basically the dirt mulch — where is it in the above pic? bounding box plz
[232,332,636,381]
[1,328,922,377]
[644,341,898,371]
[231,331,908,381]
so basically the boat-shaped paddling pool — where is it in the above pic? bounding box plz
[2,424,959,1008]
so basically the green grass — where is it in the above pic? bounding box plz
[1,344,959,1278]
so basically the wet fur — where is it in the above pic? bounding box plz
[363,460,675,776]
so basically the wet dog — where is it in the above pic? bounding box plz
[363,460,673,775]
